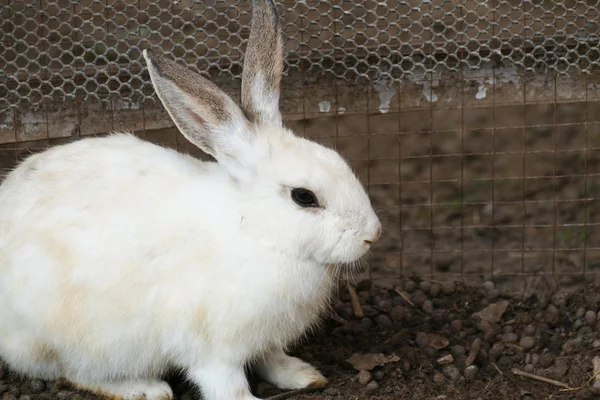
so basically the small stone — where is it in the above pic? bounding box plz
[443,365,461,382]
[576,307,587,319]
[0,386,8,395]
[29,380,45,393]
[376,315,392,328]
[56,392,72,400]
[563,339,579,355]
[422,300,434,314]
[404,281,417,293]
[441,281,456,296]
[519,336,536,350]
[416,332,429,348]
[487,289,500,300]
[540,353,554,368]
[501,332,519,344]
[390,306,410,322]
[553,359,568,379]
[573,319,584,330]
[420,281,432,293]
[373,370,385,381]
[531,353,540,365]
[551,292,567,308]
[544,304,560,325]
[432,371,445,385]
[429,284,441,298]
[502,325,514,334]
[483,281,495,291]
[19,396,31,400]
[402,359,411,372]
[586,310,597,326]
[464,365,479,381]
[489,342,506,361]
[451,345,466,358]
[524,364,535,373]
[437,354,454,366]
[524,324,536,336]
[593,340,600,349]
[360,318,374,328]
[450,320,463,331]
[366,381,379,391]
[3,395,17,400]
[410,290,427,307]
[357,370,373,386]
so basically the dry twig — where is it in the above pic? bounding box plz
[466,338,482,367]
[393,288,415,307]
[511,368,570,389]
[347,283,364,319]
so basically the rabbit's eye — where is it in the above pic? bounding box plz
[291,188,319,207]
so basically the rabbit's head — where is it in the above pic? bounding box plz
[143,0,381,265]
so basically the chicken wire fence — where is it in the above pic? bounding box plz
[1,0,600,289]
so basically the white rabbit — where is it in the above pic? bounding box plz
[0,0,381,399]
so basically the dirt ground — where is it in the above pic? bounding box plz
[5,278,600,400]
[0,91,599,400]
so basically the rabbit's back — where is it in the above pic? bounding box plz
[0,133,231,380]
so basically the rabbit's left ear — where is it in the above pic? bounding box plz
[144,49,259,183]
[241,0,284,128]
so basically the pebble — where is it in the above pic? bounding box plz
[437,354,454,366]
[416,332,429,348]
[501,332,519,344]
[18,396,31,400]
[524,324,537,336]
[429,284,441,297]
[390,306,410,322]
[531,353,540,365]
[357,370,373,386]
[432,371,445,385]
[422,300,434,314]
[366,381,379,391]
[0,386,8,395]
[451,345,466,358]
[576,307,587,319]
[441,281,456,296]
[483,281,495,291]
[410,290,427,307]
[376,315,392,328]
[540,353,554,368]
[360,318,374,328]
[551,292,567,308]
[573,319,584,330]
[373,370,385,381]
[586,310,597,325]
[404,281,417,293]
[443,365,461,382]
[450,319,463,331]
[563,339,579,355]
[519,336,536,350]
[544,304,560,325]
[420,281,432,293]
[553,359,569,379]
[524,364,535,373]
[464,365,479,381]
[487,289,500,300]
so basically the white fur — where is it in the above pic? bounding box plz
[0,129,380,400]
[0,2,380,398]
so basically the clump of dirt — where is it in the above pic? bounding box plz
[3,279,600,400]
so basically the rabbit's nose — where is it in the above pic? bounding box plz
[363,225,382,245]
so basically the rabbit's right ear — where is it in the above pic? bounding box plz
[144,49,258,182]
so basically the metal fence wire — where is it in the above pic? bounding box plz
[1,0,600,290]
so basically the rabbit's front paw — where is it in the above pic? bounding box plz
[255,350,328,390]
[70,379,173,400]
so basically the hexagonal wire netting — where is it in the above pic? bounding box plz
[2,0,599,109]
[1,0,600,289]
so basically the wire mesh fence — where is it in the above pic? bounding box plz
[1,0,600,290]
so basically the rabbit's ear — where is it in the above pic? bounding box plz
[144,49,257,181]
[241,0,284,127]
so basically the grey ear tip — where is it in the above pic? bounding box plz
[253,0,280,27]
